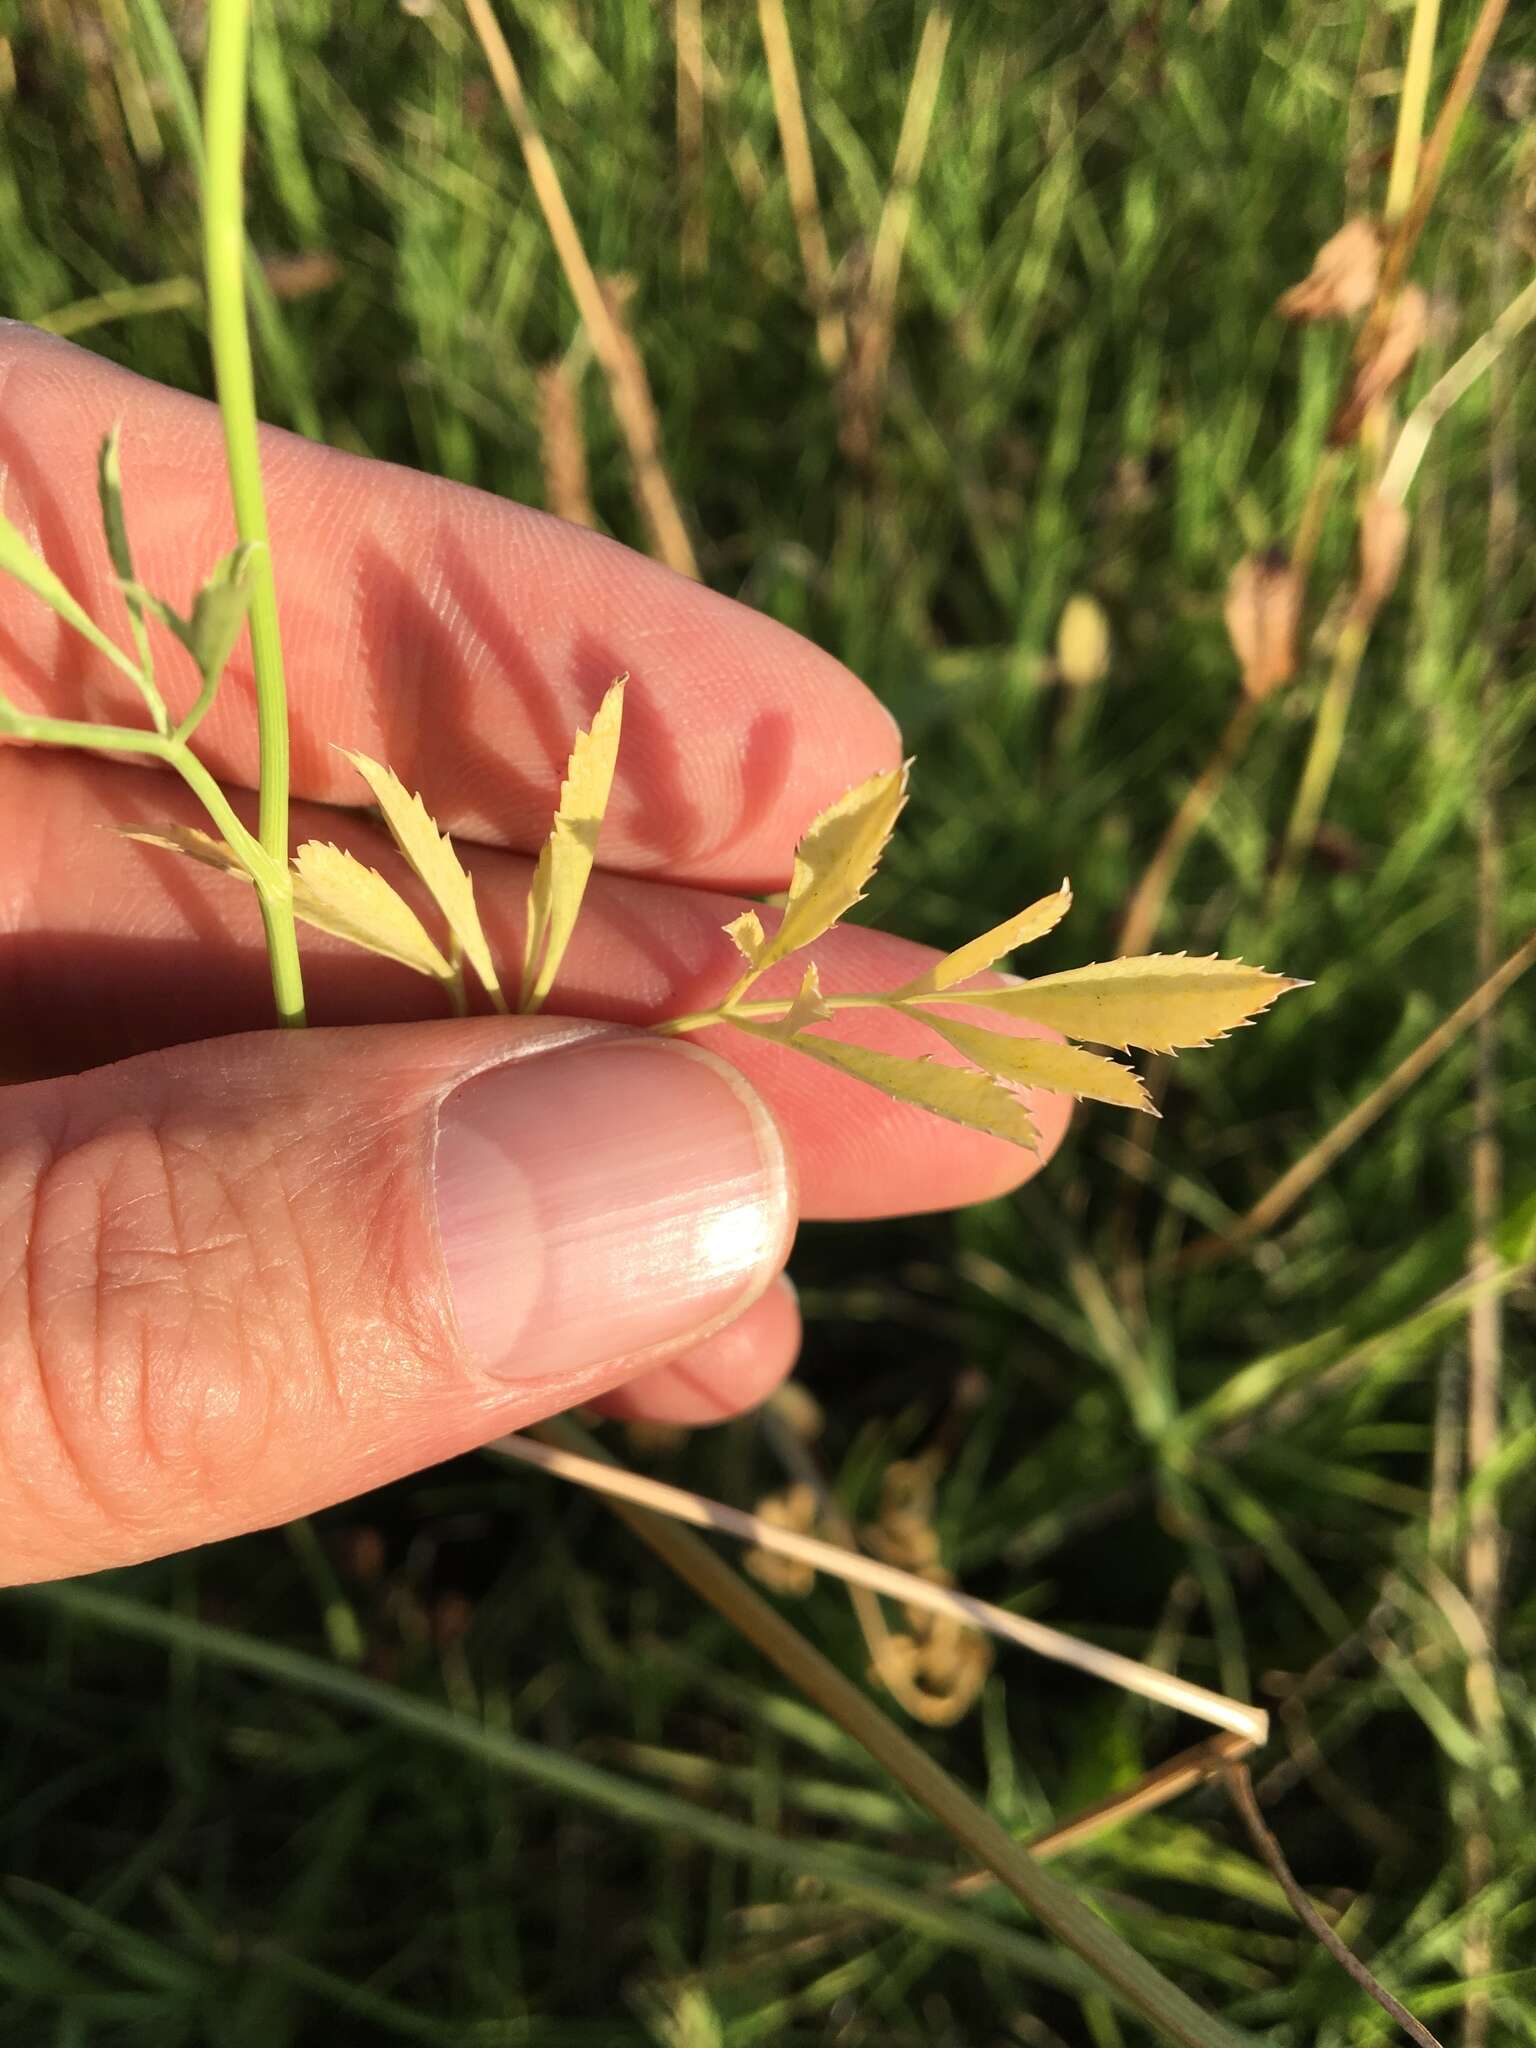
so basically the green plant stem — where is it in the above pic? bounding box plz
[654,989,893,1036]
[1385,0,1444,225]
[131,0,323,440]
[530,1418,1260,2048]
[1271,605,1371,904]
[203,0,305,1028]
[0,705,280,888]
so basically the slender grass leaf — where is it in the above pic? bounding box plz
[756,765,909,972]
[896,880,1073,996]
[919,1012,1156,1112]
[291,842,453,984]
[22,1582,1108,2007]
[342,750,504,1007]
[764,1030,1039,1148]
[941,955,1304,1052]
[520,676,625,1010]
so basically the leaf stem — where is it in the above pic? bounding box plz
[653,989,896,1036]
[203,0,305,1027]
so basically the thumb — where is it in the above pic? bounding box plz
[0,1018,792,1585]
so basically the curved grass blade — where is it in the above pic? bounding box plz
[520,676,626,1011]
[22,1580,1111,2005]
[343,750,505,1009]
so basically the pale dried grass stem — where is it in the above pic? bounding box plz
[1186,929,1536,1265]
[492,1432,1268,1744]
[842,6,952,462]
[463,0,699,578]
[756,0,847,373]
[536,361,596,530]
[674,0,707,275]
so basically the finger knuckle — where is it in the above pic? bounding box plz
[0,1105,318,1545]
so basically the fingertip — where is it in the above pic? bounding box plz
[592,1273,802,1426]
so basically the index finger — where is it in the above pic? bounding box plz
[0,324,900,889]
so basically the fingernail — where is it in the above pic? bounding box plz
[434,1038,791,1381]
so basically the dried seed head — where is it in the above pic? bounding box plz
[1276,218,1383,323]
[1357,493,1410,615]
[1055,592,1112,686]
[1331,285,1430,444]
[745,1485,819,1597]
[1224,549,1303,700]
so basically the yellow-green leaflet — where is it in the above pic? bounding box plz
[121,823,253,876]
[343,751,504,1007]
[776,1032,1039,1149]
[723,908,767,967]
[291,841,453,984]
[756,764,909,972]
[896,881,1073,996]
[919,1012,1155,1113]
[941,954,1302,1053]
[520,676,626,1011]
[764,963,834,1039]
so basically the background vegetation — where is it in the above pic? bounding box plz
[2,0,1534,2040]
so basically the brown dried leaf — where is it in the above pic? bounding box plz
[1275,217,1382,322]
[120,823,250,877]
[1357,492,1410,615]
[1330,284,1429,445]
[1224,550,1303,701]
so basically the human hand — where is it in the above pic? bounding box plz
[0,326,1070,1586]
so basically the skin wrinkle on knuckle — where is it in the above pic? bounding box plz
[0,1099,381,1554]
